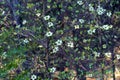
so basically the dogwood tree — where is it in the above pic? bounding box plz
[0,0,120,80]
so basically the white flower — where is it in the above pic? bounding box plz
[92,29,96,33]
[107,12,112,17]
[116,55,120,60]
[109,25,113,28]
[67,41,74,48]
[44,15,50,20]
[105,52,111,58]
[79,19,85,24]
[89,6,94,12]
[88,74,93,77]
[102,44,107,49]
[87,29,93,35]
[2,11,5,15]
[97,6,106,15]
[88,4,94,12]
[93,51,100,57]
[102,25,109,30]
[50,67,56,73]
[16,25,20,28]
[95,25,99,28]
[36,13,41,17]
[22,20,27,25]
[31,74,37,80]
[88,4,92,7]
[77,1,83,5]
[52,46,59,53]
[83,39,87,43]
[48,22,53,27]
[23,39,29,43]
[101,25,113,30]
[38,45,43,48]
[74,25,79,29]
[55,40,62,46]
[45,31,53,37]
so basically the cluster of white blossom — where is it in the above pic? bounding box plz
[101,25,113,30]
[52,39,63,53]
[93,51,101,57]
[44,15,54,37]
[23,38,29,44]
[87,29,96,35]
[106,11,112,17]
[50,67,56,73]
[96,6,106,15]
[88,4,112,18]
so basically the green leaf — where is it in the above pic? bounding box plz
[47,0,51,2]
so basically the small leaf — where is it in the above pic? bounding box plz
[47,0,51,2]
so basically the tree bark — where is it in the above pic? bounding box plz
[6,0,22,26]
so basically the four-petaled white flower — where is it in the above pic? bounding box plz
[88,4,94,12]
[36,13,41,17]
[67,41,74,48]
[16,25,20,28]
[45,31,53,37]
[22,20,27,25]
[77,1,83,5]
[93,51,100,57]
[50,67,56,73]
[55,39,62,46]
[105,52,111,58]
[31,74,37,80]
[52,46,59,53]
[44,15,50,20]
[116,55,120,60]
[102,44,107,49]
[48,22,53,27]
[23,39,29,43]
[97,6,106,15]
[106,11,112,17]
[79,19,85,24]
[102,25,110,30]
[87,29,95,35]
[74,25,79,29]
